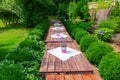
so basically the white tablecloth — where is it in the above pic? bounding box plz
[51,27,64,30]
[51,33,67,38]
[47,47,82,61]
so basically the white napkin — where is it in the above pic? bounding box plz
[47,47,82,61]
[51,27,64,30]
[51,33,67,38]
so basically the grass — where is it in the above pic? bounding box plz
[0,20,5,27]
[0,21,32,61]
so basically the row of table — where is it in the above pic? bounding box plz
[39,23,94,75]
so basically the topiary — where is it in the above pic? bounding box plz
[99,53,120,80]
[71,27,84,38]
[85,41,113,66]
[80,35,99,52]
[75,30,89,44]
[0,60,26,80]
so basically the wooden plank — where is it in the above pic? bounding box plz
[55,57,62,72]
[73,41,94,72]
[55,74,65,80]
[70,42,86,71]
[82,74,92,80]
[67,43,78,72]
[46,74,55,80]
[64,74,74,80]
[62,60,70,72]
[47,43,56,72]
[90,74,98,80]
[40,43,50,72]
[73,74,83,80]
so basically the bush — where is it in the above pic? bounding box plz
[75,30,89,44]
[19,39,41,51]
[0,61,26,80]
[80,35,98,52]
[99,53,120,80]
[7,47,35,63]
[98,20,116,30]
[71,27,84,38]
[63,20,74,33]
[85,41,113,66]
[75,22,92,31]
[95,28,114,41]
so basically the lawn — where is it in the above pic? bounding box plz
[0,20,32,61]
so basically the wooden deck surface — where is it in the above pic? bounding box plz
[46,74,99,80]
[45,31,73,43]
[40,42,94,73]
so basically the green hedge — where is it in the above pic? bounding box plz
[2,20,48,80]
[71,28,84,38]
[7,48,35,63]
[80,35,98,52]
[75,30,89,44]
[75,22,92,31]
[85,41,113,66]
[0,61,26,80]
[99,53,120,80]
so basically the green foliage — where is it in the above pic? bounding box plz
[80,35,98,52]
[95,28,114,41]
[85,41,113,66]
[98,20,116,30]
[108,16,120,33]
[75,22,92,31]
[0,60,26,80]
[75,30,89,44]
[7,47,35,62]
[97,1,111,10]
[99,53,120,80]
[67,1,77,21]
[22,61,42,80]
[110,1,120,17]
[75,0,90,21]
[58,3,68,21]
[63,20,74,33]
[71,27,84,38]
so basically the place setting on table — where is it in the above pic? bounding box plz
[49,22,66,32]
[47,37,82,61]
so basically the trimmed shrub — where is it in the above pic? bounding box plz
[99,53,120,80]
[75,30,89,44]
[80,35,98,52]
[63,20,74,33]
[19,39,41,51]
[0,61,26,80]
[71,27,84,38]
[75,22,92,31]
[95,28,114,42]
[85,41,113,66]
[7,47,35,63]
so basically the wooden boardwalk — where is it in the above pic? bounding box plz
[39,22,102,80]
